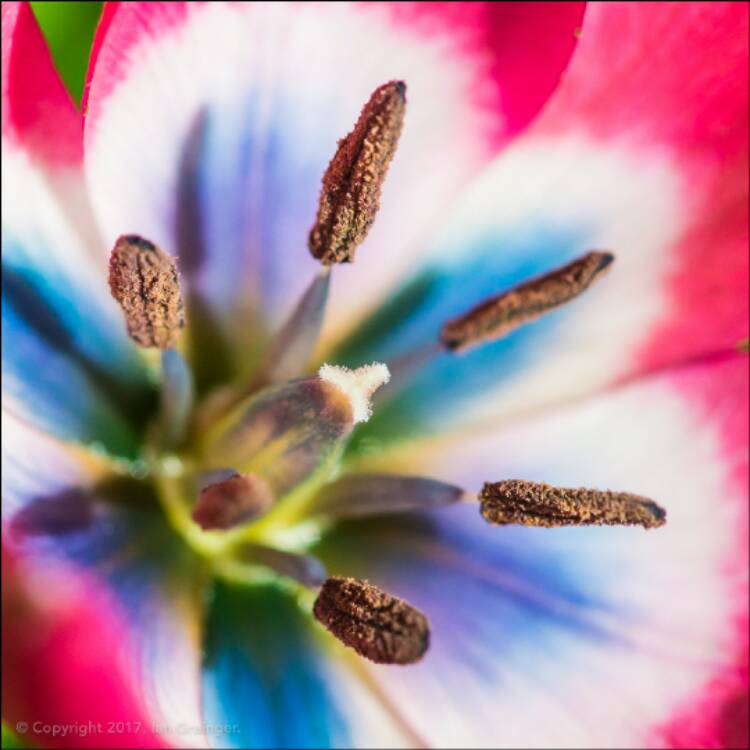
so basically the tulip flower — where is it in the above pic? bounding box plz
[2,2,747,748]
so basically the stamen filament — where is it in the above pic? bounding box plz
[159,348,194,447]
[234,542,327,588]
[374,342,443,405]
[308,473,465,520]
[254,267,331,386]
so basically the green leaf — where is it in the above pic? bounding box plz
[1,721,33,749]
[30,1,102,107]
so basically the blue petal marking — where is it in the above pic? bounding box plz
[332,224,589,446]
[315,504,632,681]
[202,581,350,750]
[8,479,204,692]
[2,233,154,456]
[174,96,332,389]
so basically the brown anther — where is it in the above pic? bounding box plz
[192,473,274,531]
[108,235,184,349]
[479,479,666,529]
[313,576,429,665]
[308,81,406,265]
[440,251,614,352]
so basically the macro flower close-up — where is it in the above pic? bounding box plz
[2,2,748,749]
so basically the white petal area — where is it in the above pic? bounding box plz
[326,358,747,748]
[84,1,495,349]
[322,655,416,750]
[1,408,111,514]
[2,145,151,455]
[441,135,679,426]
[2,147,125,345]
[319,362,390,424]
[333,134,684,444]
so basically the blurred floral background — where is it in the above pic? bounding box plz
[5,7,99,745]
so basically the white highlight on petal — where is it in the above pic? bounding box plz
[2,146,110,296]
[1,408,109,517]
[420,134,682,429]
[318,362,390,424]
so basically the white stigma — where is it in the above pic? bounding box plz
[318,362,391,424]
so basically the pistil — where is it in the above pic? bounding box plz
[199,364,390,515]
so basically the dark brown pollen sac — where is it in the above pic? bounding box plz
[192,473,274,531]
[308,81,406,265]
[480,479,666,529]
[108,234,184,349]
[440,250,614,352]
[313,576,429,665]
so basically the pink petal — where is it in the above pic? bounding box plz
[533,1,749,370]
[2,1,109,280]
[650,352,749,750]
[2,410,207,749]
[2,542,171,749]
[1,1,82,167]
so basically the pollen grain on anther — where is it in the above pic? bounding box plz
[479,479,666,529]
[309,81,407,265]
[108,234,184,349]
[313,576,429,665]
[441,251,614,352]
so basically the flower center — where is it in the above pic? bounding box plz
[104,81,664,666]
